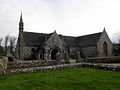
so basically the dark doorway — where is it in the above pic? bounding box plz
[8,56,14,62]
[103,42,108,56]
[31,48,36,60]
[51,49,58,60]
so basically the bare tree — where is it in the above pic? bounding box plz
[9,36,16,54]
[0,37,3,46]
[0,37,4,55]
[4,35,10,56]
[113,39,120,56]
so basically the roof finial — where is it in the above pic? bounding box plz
[103,27,106,33]
[54,30,56,33]
[104,27,105,31]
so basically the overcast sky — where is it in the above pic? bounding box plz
[0,0,120,42]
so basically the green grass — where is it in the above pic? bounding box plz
[0,68,120,90]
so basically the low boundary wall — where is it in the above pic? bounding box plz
[7,60,58,69]
[0,63,120,75]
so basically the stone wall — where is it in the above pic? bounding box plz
[82,63,120,72]
[0,56,8,70]
[7,60,58,70]
[0,63,120,75]
[23,46,37,60]
[82,47,97,57]
[68,46,97,59]
[0,63,83,75]
[69,47,76,59]
[97,30,113,57]
[87,57,111,63]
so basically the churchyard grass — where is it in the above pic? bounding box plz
[0,68,120,90]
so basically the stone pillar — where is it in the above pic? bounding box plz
[38,54,40,60]
[3,57,8,70]
[65,53,69,64]
[48,54,51,61]
[84,52,88,62]
[56,52,61,64]
[44,53,48,60]
[82,52,87,62]
[76,51,82,63]
[44,47,48,61]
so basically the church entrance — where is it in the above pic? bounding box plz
[51,49,58,60]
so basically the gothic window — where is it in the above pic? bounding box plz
[103,42,108,56]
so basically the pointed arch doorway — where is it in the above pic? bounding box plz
[51,49,58,60]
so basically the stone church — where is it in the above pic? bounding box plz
[15,14,113,62]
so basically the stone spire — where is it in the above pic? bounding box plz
[103,27,106,31]
[19,12,24,32]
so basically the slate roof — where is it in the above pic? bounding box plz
[76,32,102,47]
[22,31,102,47]
[23,31,52,46]
[62,32,102,47]
[61,36,76,47]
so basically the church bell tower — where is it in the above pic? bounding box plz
[18,13,24,59]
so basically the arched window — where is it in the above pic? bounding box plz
[103,42,108,56]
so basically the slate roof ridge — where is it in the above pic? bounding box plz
[60,35,77,39]
[23,31,50,35]
[58,32,102,38]
[76,32,102,38]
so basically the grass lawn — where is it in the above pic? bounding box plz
[0,68,120,90]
